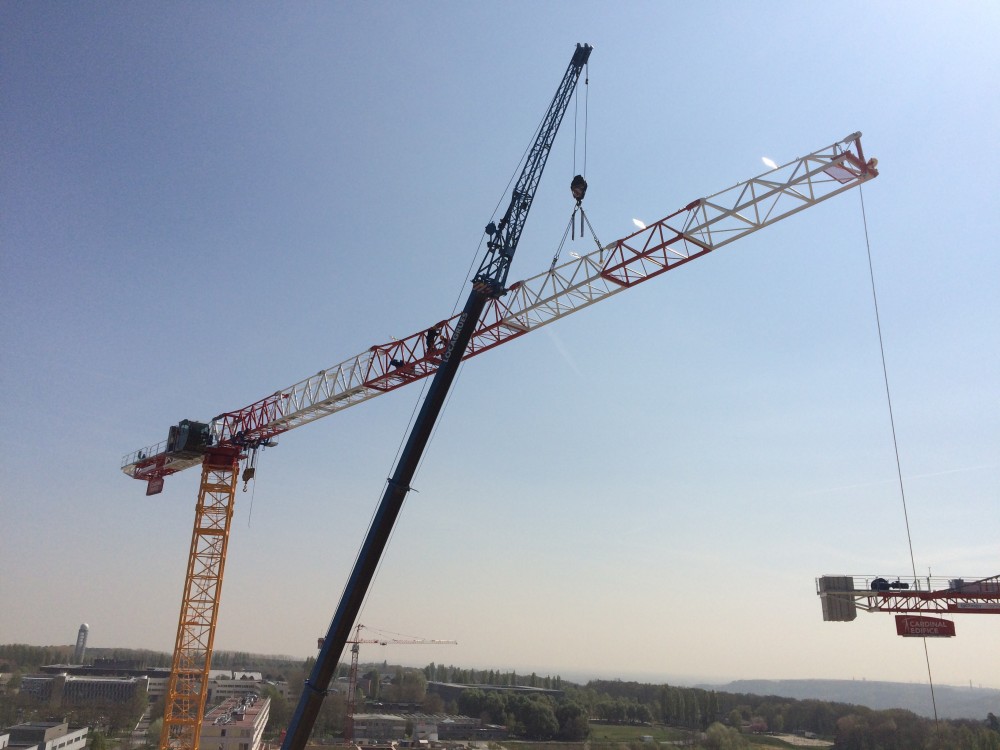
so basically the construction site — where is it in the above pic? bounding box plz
[4,6,998,750]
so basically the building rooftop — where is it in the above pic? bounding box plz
[204,694,267,727]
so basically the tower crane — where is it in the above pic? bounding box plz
[319,624,456,742]
[817,573,1000,635]
[119,43,881,750]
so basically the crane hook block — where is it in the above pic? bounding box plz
[571,175,587,202]
[241,465,256,492]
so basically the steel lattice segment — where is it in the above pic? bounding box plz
[123,133,877,483]
[817,574,1000,618]
[859,574,1000,615]
[475,43,592,291]
[160,448,240,750]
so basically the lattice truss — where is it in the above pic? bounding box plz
[161,450,239,750]
[817,574,1000,620]
[123,133,877,482]
[858,575,1000,615]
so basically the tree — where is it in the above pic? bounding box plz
[314,690,345,739]
[400,670,426,703]
[145,720,162,748]
[260,684,290,734]
[483,690,507,724]
[421,692,443,714]
[555,700,590,741]
[703,722,750,750]
[518,698,558,740]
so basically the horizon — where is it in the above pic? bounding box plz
[11,642,999,696]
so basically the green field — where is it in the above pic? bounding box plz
[499,725,820,750]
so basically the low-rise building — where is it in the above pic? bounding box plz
[206,671,283,704]
[1,722,87,750]
[352,713,407,741]
[200,694,270,750]
[351,713,504,743]
[33,665,287,708]
[18,674,146,708]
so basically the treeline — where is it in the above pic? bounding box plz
[576,678,1000,749]
[5,645,998,748]
[422,662,563,690]
[0,644,171,672]
[0,677,147,736]
[0,644,74,671]
[0,643,299,679]
[455,687,588,741]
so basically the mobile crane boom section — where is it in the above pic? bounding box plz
[122,132,877,492]
[280,42,592,750]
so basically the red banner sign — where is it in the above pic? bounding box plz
[895,615,956,638]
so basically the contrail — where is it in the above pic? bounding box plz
[544,326,584,379]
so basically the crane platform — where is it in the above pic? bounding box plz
[816,574,1000,621]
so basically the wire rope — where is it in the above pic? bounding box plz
[859,184,939,722]
[358,86,552,623]
[363,61,594,623]
[583,62,589,177]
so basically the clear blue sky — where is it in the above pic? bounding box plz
[2,2,998,694]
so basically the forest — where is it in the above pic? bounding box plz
[2,646,998,749]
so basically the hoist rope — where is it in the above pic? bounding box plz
[581,63,590,175]
[367,62,595,621]
[246,463,257,528]
[572,62,590,177]
[859,184,939,722]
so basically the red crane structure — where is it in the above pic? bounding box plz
[124,108,877,750]
[817,574,1000,635]
[124,132,879,488]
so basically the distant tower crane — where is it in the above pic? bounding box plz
[317,624,455,742]
[119,42,880,750]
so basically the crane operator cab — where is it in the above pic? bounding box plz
[166,419,213,460]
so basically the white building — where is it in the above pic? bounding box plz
[1,722,87,750]
[200,694,270,750]
[207,671,261,705]
[146,670,288,708]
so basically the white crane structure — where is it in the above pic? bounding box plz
[123,125,878,750]
[123,133,878,488]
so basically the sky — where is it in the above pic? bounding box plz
[2,2,998,697]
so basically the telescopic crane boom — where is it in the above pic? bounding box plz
[281,41,592,750]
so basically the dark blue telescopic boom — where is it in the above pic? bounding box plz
[281,42,591,750]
